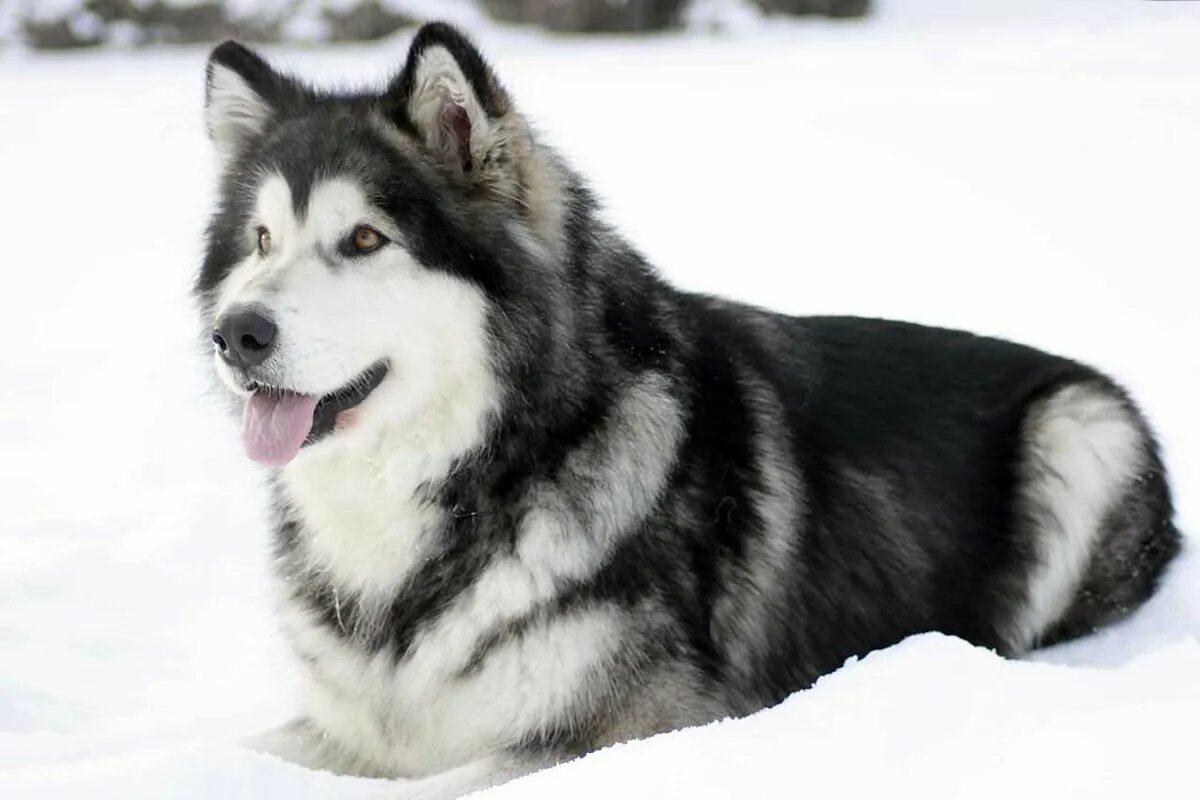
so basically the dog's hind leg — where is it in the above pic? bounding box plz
[1007,381,1180,652]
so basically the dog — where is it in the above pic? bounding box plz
[196,22,1181,798]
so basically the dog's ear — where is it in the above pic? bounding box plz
[390,23,521,185]
[205,41,299,165]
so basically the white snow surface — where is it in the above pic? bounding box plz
[2,1,1199,797]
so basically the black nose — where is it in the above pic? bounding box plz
[212,306,277,369]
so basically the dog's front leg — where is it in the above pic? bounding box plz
[248,724,561,798]
[245,717,390,778]
[387,752,563,800]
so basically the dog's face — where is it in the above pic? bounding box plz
[197,27,557,468]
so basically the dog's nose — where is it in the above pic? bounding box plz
[212,306,277,369]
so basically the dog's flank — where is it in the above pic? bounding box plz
[197,22,1181,798]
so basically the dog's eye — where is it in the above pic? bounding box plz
[257,227,272,257]
[351,225,386,254]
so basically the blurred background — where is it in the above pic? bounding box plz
[2,2,1199,798]
[2,0,867,47]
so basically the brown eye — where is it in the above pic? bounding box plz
[257,227,272,256]
[352,225,384,254]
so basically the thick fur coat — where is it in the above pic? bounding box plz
[196,23,1181,798]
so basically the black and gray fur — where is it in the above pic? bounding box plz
[197,23,1181,798]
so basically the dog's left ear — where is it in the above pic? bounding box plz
[390,23,522,186]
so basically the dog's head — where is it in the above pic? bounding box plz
[197,24,567,468]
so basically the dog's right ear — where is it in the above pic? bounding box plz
[205,41,296,165]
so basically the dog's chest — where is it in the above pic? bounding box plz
[274,460,623,776]
[282,592,619,775]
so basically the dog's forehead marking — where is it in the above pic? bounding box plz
[307,178,378,238]
[256,174,298,240]
[255,173,382,247]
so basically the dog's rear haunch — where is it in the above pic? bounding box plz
[196,22,1180,798]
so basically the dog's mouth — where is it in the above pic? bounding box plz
[240,360,389,467]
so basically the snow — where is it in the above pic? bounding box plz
[1,1,1199,797]
[487,634,1200,800]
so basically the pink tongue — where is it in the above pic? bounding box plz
[241,390,320,466]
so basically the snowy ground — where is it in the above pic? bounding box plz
[2,1,1199,797]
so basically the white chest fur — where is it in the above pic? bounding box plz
[279,584,623,776]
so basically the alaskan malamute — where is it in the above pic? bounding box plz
[197,22,1180,797]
